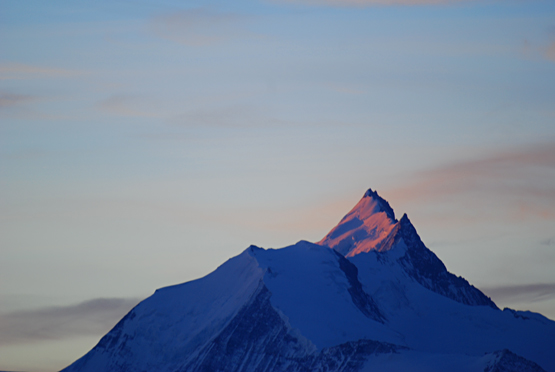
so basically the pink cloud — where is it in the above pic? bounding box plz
[546,40,555,62]
[149,9,249,46]
[0,92,34,108]
[276,0,481,7]
[97,95,161,118]
[0,63,84,80]
[387,143,555,222]
[520,36,555,63]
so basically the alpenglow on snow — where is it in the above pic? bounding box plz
[62,189,555,372]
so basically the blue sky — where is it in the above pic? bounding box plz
[1,0,555,371]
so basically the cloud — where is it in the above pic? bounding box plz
[170,106,286,127]
[0,92,34,108]
[0,63,84,80]
[326,83,366,95]
[545,40,555,62]
[520,32,555,63]
[97,95,160,118]
[481,283,555,303]
[0,298,141,345]
[150,9,249,46]
[274,0,480,7]
[388,142,555,221]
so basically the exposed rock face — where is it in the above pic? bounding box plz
[484,349,547,372]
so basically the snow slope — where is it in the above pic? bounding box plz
[62,189,555,372]
[62,250,265,371]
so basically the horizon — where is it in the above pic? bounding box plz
[1,0,555,371]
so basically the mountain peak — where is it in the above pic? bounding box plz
[322,190,498,309]
[318,189,397,257]
[363,188,396,221]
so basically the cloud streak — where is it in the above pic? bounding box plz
[521,35,555,64]
[0,92,34,108]
[388,142,555,221]
[97,95,160,118]
[545,40,555,62]
[276,0,480,7]
[481,283,555,304]
[0,63,84,80]
[170,106,286,128]
[150,9,249,46]
[0,298,141,346]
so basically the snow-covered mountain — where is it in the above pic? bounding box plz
[62,189,555,372]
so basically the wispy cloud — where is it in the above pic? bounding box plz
[150,9,250,46]
[97,94,160,118]
[0,92,35,108]
[545,40,555,62]
[388,142,555,221]
[170,106,285,127]
[326,83,366,95]
[481,283,555,303]
[519,27,555,64]
[275,0,480,7]
[0,298,141,345]
[0,63,85,80]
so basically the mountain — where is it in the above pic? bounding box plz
[318,189,497,308]
[61,189,555,372]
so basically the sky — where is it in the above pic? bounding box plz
[1,0,554,370]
